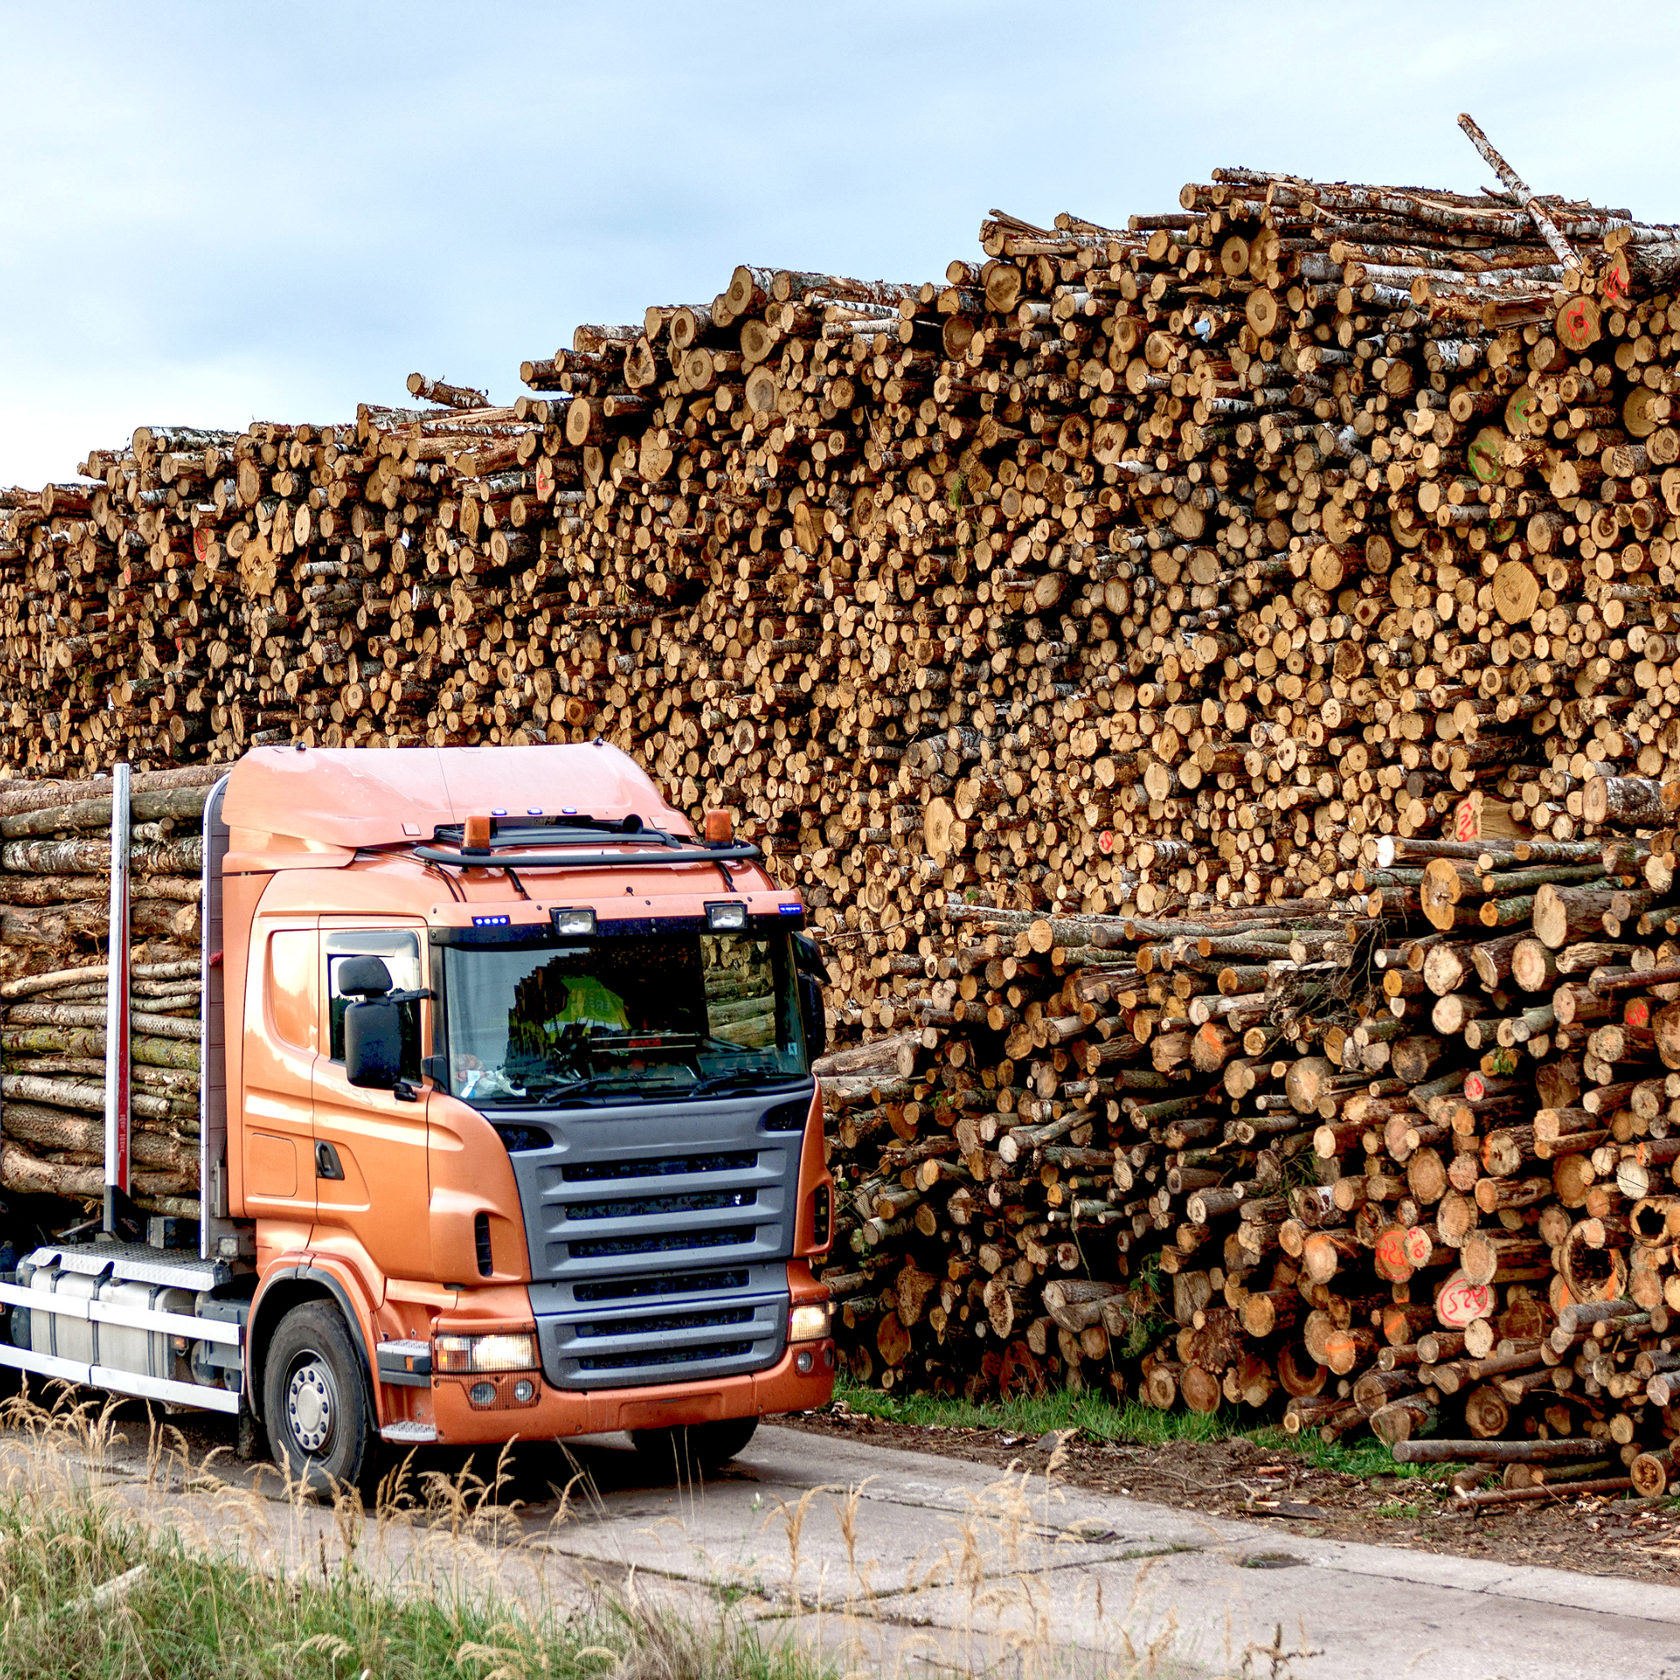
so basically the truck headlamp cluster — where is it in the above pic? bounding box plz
[788,1303,831,1343]
[433,1332,540,1374]
[705,901,748,932]
[551,908,597,937]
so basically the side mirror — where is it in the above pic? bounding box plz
[792,932,830,984]
[798,972,827,1061]
[346,998,403,1089]
[791,933,829,1061]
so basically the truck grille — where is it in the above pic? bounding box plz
[494,1088,809,1390]
[573,1304,760,1373]
[573,1268,748,1303]
[577,1305,755,1338]
[566,1189,753,1222]
[562,1152,756,1182]
[567,1226,757,1260]
[533,1270,787,1387]
[578,1340,755,1373]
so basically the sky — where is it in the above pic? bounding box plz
[4,0,1680,488]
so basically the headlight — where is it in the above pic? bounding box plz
[706,901,748,932]
[552,908,596,937]
[789,1304,831,1343]
[433,1332,539,1374]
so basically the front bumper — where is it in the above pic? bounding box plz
[420,1337,837,1445]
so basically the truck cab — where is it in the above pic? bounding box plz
[3,743,837,1491]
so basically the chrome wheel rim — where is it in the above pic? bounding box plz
[285,1356,336,1455]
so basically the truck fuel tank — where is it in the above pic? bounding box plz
[0,1244,247,1411]
[17,1255,198,1386]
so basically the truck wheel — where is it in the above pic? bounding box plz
[630,1416,758,1480]
[263,1301,378,1498]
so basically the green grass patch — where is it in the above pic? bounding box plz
[832,1380,1456,1485]
[0,1481,833,1680]
[1243,1425,1452,1484]
[834,1379,1236,1447]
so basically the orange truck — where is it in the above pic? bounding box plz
[0,744,836,1488]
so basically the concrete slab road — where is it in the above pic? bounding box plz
[540,1424,1680,1680]
[8,1408,1680,1680]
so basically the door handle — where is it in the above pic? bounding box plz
[315,1142,345,1182]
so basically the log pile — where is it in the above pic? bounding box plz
[9,152,1680,1464]
[817,856,1680,1477]
[0,768,212,1218]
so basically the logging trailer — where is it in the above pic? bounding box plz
[0,743,836,1489]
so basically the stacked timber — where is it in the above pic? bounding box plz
[8,155,1680,1465]
[0,768,213,1217]
[814,818,1680,1488]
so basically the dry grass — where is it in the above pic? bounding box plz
[0,1384,828,1680]
[0,1382,1317,1679]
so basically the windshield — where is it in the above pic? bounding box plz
[440,931,809,1106]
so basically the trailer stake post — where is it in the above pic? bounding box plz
[103,762,132,1235]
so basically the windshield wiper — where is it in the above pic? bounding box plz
[688,1068,808,1096]
[476,1066,806,1106]
[504,1070,588,1097]
[512,1083,605,1107]
[526,1071,693,1106]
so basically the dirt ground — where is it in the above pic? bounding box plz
[785,1404,1680,1584]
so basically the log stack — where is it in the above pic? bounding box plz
[815,848,1680,1473]
[0,768,212,1219]
[9,156,1680,1464]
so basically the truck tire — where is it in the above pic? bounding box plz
[629,1416,758,1480]
[262,1301,378,1498]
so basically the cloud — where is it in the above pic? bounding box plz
[3,0,1677,485]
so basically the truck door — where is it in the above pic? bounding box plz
[239,919,319,1228]
[311,926,433,1283]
